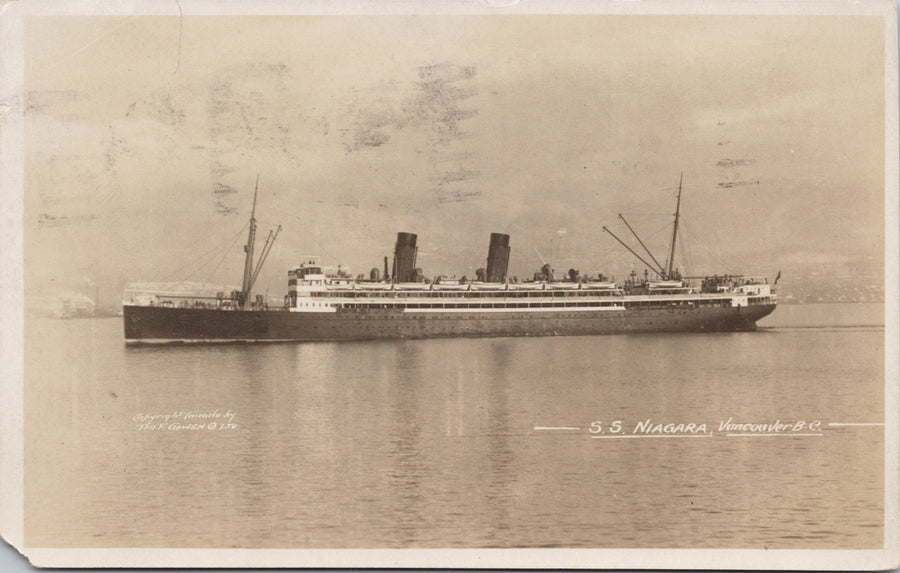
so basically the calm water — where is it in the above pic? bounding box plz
[24,303,885,549]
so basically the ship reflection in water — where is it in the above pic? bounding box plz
[25,303,884,548]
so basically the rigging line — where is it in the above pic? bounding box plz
[161,229,244,282]
[161,223,249,282]
[677,220,694,277]
[202,231,246,285]
[688,218,724,270]
[689,221,727,271]
[707,219,727,268]
[173,226,247,289]
[168,225,248,289]
[643,221,673,241]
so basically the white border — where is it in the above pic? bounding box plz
[1,0,897,569]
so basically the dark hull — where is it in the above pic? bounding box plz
[123,303,777,344]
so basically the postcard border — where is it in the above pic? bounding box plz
[1,0,897,569]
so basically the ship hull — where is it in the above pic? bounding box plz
[123,303,777,344]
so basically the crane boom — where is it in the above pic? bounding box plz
[249,225,282,293]
[618,213,666,275]
[602,226,666,278]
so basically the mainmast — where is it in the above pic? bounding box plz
[240,175,260,310]
[665,172,683,280]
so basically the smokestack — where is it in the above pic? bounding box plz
[486,233,510,283]
[393,232,418,283]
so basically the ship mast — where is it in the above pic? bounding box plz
[665,172,683,280]
[240,175,260,310]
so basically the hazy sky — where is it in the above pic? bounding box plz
[23,13,885,301]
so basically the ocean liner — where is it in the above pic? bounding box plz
[123,178,777,344]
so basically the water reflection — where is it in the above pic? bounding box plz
[483,340,515,546]
[23,307,886,549]
[386,342,427,545]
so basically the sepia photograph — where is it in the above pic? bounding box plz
[0,0,897,569]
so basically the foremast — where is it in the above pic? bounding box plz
[238,176,281,311]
